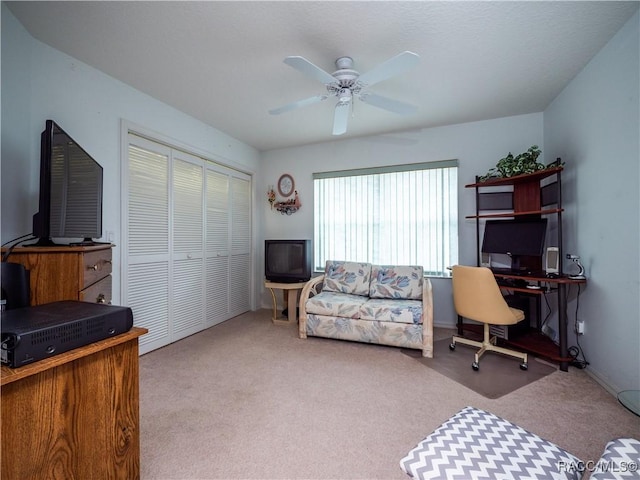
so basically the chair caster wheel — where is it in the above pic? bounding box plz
[449,343,456,350]
[520,363,528,371]
[472,362,479,371]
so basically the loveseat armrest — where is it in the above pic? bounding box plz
[299,275,324,339]
[422,278,434,358]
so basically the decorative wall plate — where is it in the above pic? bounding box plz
[278,174,294,197]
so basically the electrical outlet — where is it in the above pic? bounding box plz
[577,320,585,335]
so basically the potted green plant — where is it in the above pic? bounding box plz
[479,145,559,182]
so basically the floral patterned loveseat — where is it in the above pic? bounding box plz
[298,260,433,357]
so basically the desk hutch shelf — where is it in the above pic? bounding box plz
[462,165,586,371]
[466,165,565,271]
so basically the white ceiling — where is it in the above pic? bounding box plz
[7,1,639,152]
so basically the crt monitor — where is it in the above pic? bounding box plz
[265,239,311,283]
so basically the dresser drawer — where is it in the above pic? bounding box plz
[82,249,112,289]
[80,275,112,304]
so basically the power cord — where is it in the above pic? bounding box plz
[540,290,552,330]
[569,346,588,369]
[2,233,36,262]
[568,284,589,369]
[1,233,34,247]
[539,292,558,344]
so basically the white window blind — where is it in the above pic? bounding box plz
[313,160,458,276]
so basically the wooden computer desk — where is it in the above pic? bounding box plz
[457,271,586,371]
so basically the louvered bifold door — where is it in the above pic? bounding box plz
[205,168,230,327]
[125,132,252,354]
[125,136,171,354]
[171,152,205,340]
[229,174,251,317]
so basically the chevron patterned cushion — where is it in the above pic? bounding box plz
[589,438,640,479]
[400,406,583,480]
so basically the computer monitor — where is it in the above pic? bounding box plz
[482,218,548,271]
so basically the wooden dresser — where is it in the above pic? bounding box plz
[1,243,146,477]
[2,244,113,305]
[1,327,147,479]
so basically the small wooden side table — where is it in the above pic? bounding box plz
[265,280,308,325]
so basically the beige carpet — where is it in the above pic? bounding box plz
[139,309,640,479]
[402,339,557,399]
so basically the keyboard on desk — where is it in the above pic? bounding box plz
[490,267,517,275]
[490,268,547,278]
[496,278,527,288]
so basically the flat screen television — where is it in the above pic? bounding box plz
[31,120,103,246]
[482,218,547,271]
[265,239,312,283]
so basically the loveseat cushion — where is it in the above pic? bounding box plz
[359,299,423,325]
[305,314,424,350]
[305,291,368,319]
[322,261,372,296]
[370,265,423,300]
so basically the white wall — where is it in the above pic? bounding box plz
[1,5,262,307]
[260,113,544,324]
[1,3,34,240]
[544,11,640,392]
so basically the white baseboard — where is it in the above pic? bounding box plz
[583,367,621,398]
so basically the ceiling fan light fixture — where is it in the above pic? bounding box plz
[338,88,352,103]
[271,51,419,135]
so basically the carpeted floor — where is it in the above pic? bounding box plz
[401,339,557,399]
[139,309,640,479]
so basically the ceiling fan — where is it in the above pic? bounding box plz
[268,51,420,136]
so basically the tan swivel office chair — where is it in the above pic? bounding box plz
[450,265,528,371]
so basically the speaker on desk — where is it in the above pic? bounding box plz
[1,262,30,310]
[480,252,491,268]
[545,247,560,275]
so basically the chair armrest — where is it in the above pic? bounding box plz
[421,278,434,358]
[298,275,324,339]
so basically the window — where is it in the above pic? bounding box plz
[313,160,458,276]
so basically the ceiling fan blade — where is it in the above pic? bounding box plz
[357,51,419,87]
[332,101,350,136]
[268,94,329,115]
[359,92,418,115]
[283,56,337,85]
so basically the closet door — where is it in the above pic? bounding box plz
[172,151,205,339]
[124,132,253,355]
[229,175,251,317]
[125,136,171,354]
[205,168,230,326]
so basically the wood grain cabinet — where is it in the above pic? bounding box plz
[1,327,147,479]
[2,244,113,306]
